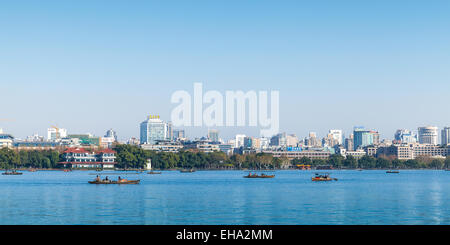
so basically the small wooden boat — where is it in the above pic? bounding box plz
[180,169,196,173]
[63,169,72,172]
[2,170,23,175]
[88,180,140,185]
[386,170,400,174]
[244,173,275,178]
[28,168,37,172]
[312,173,337,181]
[147,171,162,174]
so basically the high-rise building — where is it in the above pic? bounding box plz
[345,134,354,151]
[442,127,450,145]
[353,127,374,149]
[394,129,417,144]
[286,134,299,147]
[418,126,438,145]
[270,133,287,147]
[208,129,219,143]
[235,134,246,148]
[328,130,343,145]
[140,115,172,145]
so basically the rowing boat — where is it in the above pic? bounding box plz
[88,180,140,185]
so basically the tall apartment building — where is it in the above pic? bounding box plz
[208,129,219,143]
[418,126,438,145]
[442,127,450,145]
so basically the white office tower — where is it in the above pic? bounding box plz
[442,127,450,145]
[235,134,246,148]
[418,126,438,145]
[47,127,67,142]
[140,116,172,145]
[329,129,343,145]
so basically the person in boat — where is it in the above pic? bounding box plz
[95,175,101,182]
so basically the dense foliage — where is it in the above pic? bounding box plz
[0,148,61,169]
[0,145,449,170]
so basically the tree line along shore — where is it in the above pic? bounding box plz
[0,145,449,170]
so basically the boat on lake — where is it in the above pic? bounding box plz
[147,171,162,174]
[311,173,337,181]
[89,176,140,184]
[89,179,140,184]
[386,170,400,174]
[244,172,275,178]
[180,169,196,173]
[2,170,23,175]
[28,168,37,172]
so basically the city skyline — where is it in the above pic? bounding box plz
[1,1,450,140]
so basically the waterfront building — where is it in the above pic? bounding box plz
[208,129,219,143]
[59,148,117,169]
[264,149,331,160]
[140,115,172,145]
[442,127,450,145]
[345,150,367,159]
[418,126,438,145]
[47,127,67,142]
[68,134,100,146]
[14,141,60,150]
[219,143,233,155]
[141,141,184,152]
[322,133,339,147]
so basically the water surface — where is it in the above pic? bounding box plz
[0,170,449,225]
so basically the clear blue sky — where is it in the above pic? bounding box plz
[1,0,449,141]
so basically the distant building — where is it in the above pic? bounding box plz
[328,129,343,145]
[270,133,287,147]
[140,115,172,145]
[0,129,14,148]
[345,134,354,151]
[418,126,438,145]
[14,141,60,150]
[219,144,233,155]
[208,129,219,143]
[59,148,117,169]
[141,141,183,152]
[394,129,417,144]
[235,134,246,148]
[173,129,186,141]
[353,127,376,149]
[105,129,118,142]
[47,127,67,142]
[68,134,100,146]
[442,127,450,145]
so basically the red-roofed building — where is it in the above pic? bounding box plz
[59,147,117,169]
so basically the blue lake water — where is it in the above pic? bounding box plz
[0,170,449,225]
